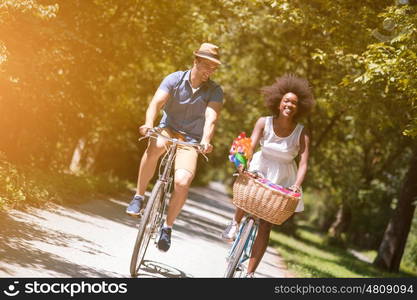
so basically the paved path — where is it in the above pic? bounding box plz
[0,182,293,278]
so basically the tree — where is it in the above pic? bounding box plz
[374,143,417,271]
[352,3,417,271]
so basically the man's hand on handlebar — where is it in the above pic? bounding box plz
[139,125,153,136]
[200,142,213,154]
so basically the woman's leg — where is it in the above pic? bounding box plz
[234,207,245,223]
[222,207,246,240]
[246,219,273,274]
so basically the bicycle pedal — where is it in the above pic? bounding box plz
[136,209,144,218]
[154,231,162,245]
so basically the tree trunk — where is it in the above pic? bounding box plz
[69,137,86,174]
[84,138,103,172]
[328,202,352,243]
[373,144,417,272]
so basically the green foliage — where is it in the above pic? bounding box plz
[0,152,55,208]
[1,0,416,271]
[0,153,128,210]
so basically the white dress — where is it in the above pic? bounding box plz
[248,116,305,212]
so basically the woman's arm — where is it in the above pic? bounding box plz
[243,117,266,173]
[250,117,266,154]
[292,127,310,190]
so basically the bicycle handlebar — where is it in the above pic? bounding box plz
[138,127,208,161]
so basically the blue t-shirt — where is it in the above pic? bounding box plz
[158,70,223,142]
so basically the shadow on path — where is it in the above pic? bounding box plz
[0,212,118,277]
[136,260,191,278]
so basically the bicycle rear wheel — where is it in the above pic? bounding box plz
[129,180,164,277]
[224,218,255,278]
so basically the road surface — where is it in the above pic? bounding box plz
[0,182,294,278]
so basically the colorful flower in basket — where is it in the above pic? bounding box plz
[228,132,253,170]
[257,178,301,198]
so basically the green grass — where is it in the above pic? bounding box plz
[269,223,417,278]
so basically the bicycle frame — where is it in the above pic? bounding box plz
[149,140,177,241]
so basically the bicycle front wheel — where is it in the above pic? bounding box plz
[224,218,255,278]
[129,180,164,277]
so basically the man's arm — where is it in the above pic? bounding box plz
[139,89,170,135]
[200,101,223,153]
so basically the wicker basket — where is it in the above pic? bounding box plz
[232,173,300,225]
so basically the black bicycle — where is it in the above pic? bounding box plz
[129,128,205,277]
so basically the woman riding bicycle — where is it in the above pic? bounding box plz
[222,74,315,278]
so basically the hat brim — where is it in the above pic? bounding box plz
[194,51,222,65]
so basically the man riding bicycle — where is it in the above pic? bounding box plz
[126,43,223,252]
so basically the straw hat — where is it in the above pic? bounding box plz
[193,43,221,65]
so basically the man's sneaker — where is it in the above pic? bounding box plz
[157,227,172,252]
[244,272,255,278]
[221,221,238,241]
[126,195,144,216]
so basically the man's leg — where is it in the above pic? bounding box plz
[157,144,197,251]
[127,136,167,216]
[135,137,167,195]
[165,169,194,226]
